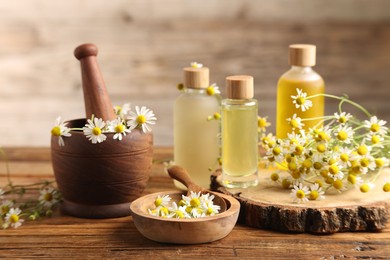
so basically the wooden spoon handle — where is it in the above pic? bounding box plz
[167,165,204,193]
[74,43,116,121]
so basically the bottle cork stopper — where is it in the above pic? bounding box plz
[183,67,209,89]
[226,75,254,99]
[289,44,316,67]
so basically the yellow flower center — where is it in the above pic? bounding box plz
[190,198,201,208]
[375,158,384,168]
[340,153,349,162]
[317,144,326,153]
[281,178,291,189]
[44,193,53,202]
[258,118,268,128]
[371,135,380,144]
[317,131,329,141]
[338,116,347,124]
[288,162,297,171]
[313,162,323,170]
[309,190,319,200]
[51,126,61,136]
[291,170,301,179]
[154,198,162,207]
[296,190,306,199]
[337,131,348,141]
[370,123,380,132]
[296,97,305,105]
[328,158,337,165]
[175,210,184,218]
[347,174,356,184]
[114,124,125,133]
[360,158,370,168]
[178,199,186,207]
[290,119,300,128]
[160,207,169,216]
[206,86,215,96]
[320,169,329,178]
[295,145,304,155]
[383,183,390,192]
[270,173,279,182]
[360,183,371,193]
[333,179,343,190]
[315,180,323,187]
[177,83,184,91]
[303,159,312,169]
[206,207,214,215]
[92,127,102,136]
[272,147,281,156]
[329,164,339,175]
[136,115,146,124]
[213,112,221,120]
[357,145,368,156]
[325,176,334,184]
[10,214,19,223]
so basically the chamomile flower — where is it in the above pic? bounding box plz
[83,117,107,144]
[39,187,60,208]
[335,125,354,144]
[0,200,13,216]
[108,118,131,141]
[51,117,72,146]
[327,163,344,180]
[364,116,388,136]
[190,62,203,68]
[359,182,375,193]
[206,83,221,96]
[383,177,390,192]
[3,208,24,229]
[337,147,354,168]
[168,202,189,219]
[114,103,131,118]
[375,157,390,169]
[154,194,171,208]
[127,106,157,133]
[291,89,313,112]
[266,142,285,163]
[200,194,221,216]
[286,114,304,130]
[258,116,271,132]
[308,183,325,201]
[290,183,309,203]
[331,179,347,193]
[334,112,352,124]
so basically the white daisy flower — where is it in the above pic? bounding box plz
[0,200,13,216]
[327,162,344,180]
[291,88,313,112]
[258,116,271,132]
[39,187,60,208]
[114,103,131,118]
[290,183,309,203]
[334,112,352,124]
[51,116,72,146]
[127,106,157,133]
[308,183,325,201]
[364,116,388,136]
[190,62,203,68]
[4,208,24,229]
[168,202,190,219]
[337,147,354,168]
[83,117,107,144]
[335,125,354,144]
[286,114,305,130]
[108,118,131,141]
[153,194,171,208]
[206,83,221,96]
[266,142,285,163]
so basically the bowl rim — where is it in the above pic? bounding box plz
[130,190,240,223]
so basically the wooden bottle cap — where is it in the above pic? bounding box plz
[226,75,254,99]
[183,67,209,89]
[289,44,316,67]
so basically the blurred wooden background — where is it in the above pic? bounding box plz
[0,0,389,146]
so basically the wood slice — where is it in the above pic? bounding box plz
[211,168,390,234]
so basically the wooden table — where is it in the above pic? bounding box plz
[1,147,389,259]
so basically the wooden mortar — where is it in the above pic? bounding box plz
[51,44,153,218]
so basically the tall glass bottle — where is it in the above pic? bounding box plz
[221,75,258,188]
[276,44,325,138]
[173,65,220,189]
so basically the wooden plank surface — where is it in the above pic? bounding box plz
[0,147,389,259]
[0,1,390,147]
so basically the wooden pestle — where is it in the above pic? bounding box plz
[74,43,116,121]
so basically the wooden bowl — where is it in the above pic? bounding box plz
[130,190,240,244]
[51,118,153,219]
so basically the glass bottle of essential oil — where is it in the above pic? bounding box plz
[276,44,325,138]
[221,75,258,188]
[173,65,220,189]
